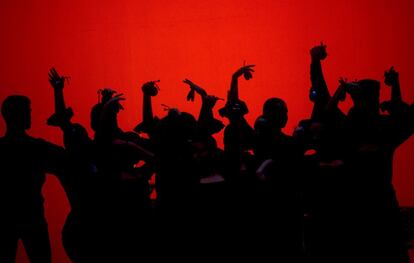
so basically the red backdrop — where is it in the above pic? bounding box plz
[1,0,414,262]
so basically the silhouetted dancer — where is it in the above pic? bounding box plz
[132,81,161,200]
[134,80,161,139]
[183,78,226,188]
[217,64,259,258]
[294,43,330,150]
[297,44,350,262]
[0,95,65,263]
[219,64,255,161]
[219,64,255,187]
[47,68,103,262]
[182,79,229,258]
[93,89,155,262]
[152,106,201,261]
[326,67,413,263]
[254,97,305,262]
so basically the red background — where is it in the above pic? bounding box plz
[1,0,413,262]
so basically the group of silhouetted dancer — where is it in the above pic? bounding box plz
[1,43,413,263]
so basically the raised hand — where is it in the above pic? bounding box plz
[326,77,350,111]
[183,79,196,101]
[142,80,160,96]
[48,67,66,90]
[310,42,328,61]
[183,79,207,101]
[183,78,196,87]
[384,66,399,87]
[47,67,72,127]
[233,64,255,80]
[336,77,349,101]
[383,66,403,110]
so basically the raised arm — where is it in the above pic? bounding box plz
[228,64,255,104]
[381,67,414,147]
[47,67,73,128]
[219,64,254,118]
[309,43,330,120]
[380,66,407,115]
[385,66,402,102]
[183,78,208,102]
[326,78,352,115]
[134,80,159,136]
[183,79,224,135]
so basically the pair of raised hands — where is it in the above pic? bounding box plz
[338,66,399,91]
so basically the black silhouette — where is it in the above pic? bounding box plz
[152,107,201,261]
[254,97,305,261]
[184,78,225,136]
[300,45,350,263]
[47,68,104,262]
[325,67,413,263]
[309,42,330,121]
[93,86,155,261]
[182,79,230,259]
[1,44,413,263]
[134,80,160,138]
[217,65,265,259]
[220,64,255,178]
[0,95,65,263]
